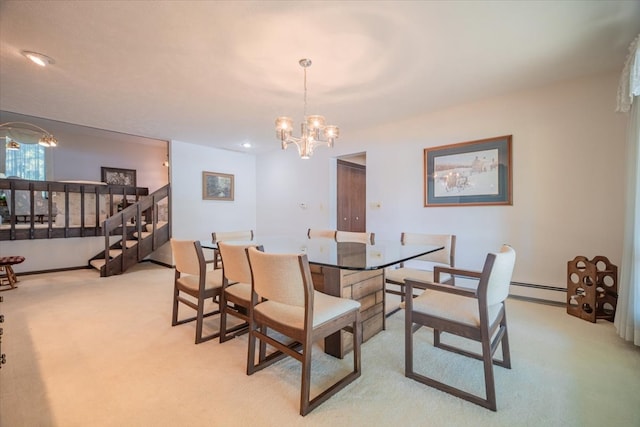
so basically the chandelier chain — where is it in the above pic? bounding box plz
[303,66,307,119]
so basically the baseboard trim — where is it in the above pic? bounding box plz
[509,281,566,306]
[14,259,172,277]
[148,259,172,269]
[15,265,93,277]
[508,294,566,307]
[511,281,566,293]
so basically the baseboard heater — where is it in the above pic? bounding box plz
[509,281,566,306]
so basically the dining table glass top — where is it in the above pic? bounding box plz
[201,235,443,271]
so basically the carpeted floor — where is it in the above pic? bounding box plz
[1,262,639,426]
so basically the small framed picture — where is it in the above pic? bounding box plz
[203,171,234,201]
[424,135,512,207]
[101,167,137,187]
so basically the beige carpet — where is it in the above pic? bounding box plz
[1,263,639,427]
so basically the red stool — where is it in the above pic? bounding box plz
[0,256,25,290]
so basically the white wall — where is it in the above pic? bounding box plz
[170,140,256,242]
[256,147,336,237]
[255,72,627,289]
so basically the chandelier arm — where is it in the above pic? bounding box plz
[0,121,54,137]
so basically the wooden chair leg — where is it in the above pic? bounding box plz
[300,341,312,416]
[405,311,414,376]
[481,337,497,411]
[195,299,205,344]
[258,325,267,362]
[219,298,228,343]
[499,316,512,369]
[247,325,257,375]
[171,286,180,326]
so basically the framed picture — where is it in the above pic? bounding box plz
[203,171,234,201]
[424,135,512,207]
[101,167,137,187]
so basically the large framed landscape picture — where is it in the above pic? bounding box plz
[424,135,512,207]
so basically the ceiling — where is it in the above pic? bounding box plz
[1,1,639,154]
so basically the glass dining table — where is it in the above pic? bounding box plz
[201,235,443,358]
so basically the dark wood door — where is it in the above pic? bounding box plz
[337,159,366,232]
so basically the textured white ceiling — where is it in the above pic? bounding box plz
[1,1,639,154]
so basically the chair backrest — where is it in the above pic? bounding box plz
[307,228,336,239]
[218,241,260,284]
[246,246,311,308]
[335,231,375,244]
[481,245,516,306]
[171,239,204,276]
[212,230,254,243]
[401,233,455,266]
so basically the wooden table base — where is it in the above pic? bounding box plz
[311,265,385,358]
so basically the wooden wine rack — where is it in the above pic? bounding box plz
[567,256,618,322]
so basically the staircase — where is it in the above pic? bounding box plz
[89,185,170,277]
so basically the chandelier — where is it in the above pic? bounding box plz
[0,121,58,150]
[275,59,339,159]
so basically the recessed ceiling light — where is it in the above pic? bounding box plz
[22,50,55,67]
[242,142,252,148]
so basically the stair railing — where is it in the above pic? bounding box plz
[0,178,149,241]
[99,184,170,276]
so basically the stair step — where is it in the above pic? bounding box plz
[122,240,138,248]
[90,259,106,270]
[133,231,152,239]
[109,249,122,257]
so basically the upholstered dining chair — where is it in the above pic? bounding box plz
[211,229,254,269]
[335,230,375,244]
[245,246,362,416]
[170,239,224,344]
[404,245,516,411]
[307,228,336,239]
[217,241,263,343]
[385,233,456,316]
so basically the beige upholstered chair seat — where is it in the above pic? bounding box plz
[224,281,251,302]
[255,290,360,331]
[385,267,451,285]
[412,290,503,327]
[176,269,223,293]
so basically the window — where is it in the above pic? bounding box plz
[4,143,47,180]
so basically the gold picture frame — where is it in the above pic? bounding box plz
[202,171,234,201]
